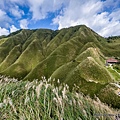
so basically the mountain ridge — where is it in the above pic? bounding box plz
[0,25,120,108]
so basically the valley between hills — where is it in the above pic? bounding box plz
[0,25,120,109]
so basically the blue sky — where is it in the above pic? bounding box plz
[0,0,120,37]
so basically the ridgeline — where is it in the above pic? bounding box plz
[0,25,120,108]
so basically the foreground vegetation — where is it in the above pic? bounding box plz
[0,76,119,120]
[0,25,120,119]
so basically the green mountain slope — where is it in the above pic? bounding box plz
[0,45,21,72]
[0,25,120,108]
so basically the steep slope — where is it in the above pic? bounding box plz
[0,38,8,45]
[1,40,44,79]
[0,45,21,72]
[24,36,83,80]
[0,25,119,81]
[0,29,34,63]
[50,47,113,97]
[0,25,120,108]
[106,37,120,57]
[78,57,112,84]
[1,30,56,78]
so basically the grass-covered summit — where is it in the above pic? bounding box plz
[0,25,120,108]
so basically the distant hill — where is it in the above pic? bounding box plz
[0,25,120,108]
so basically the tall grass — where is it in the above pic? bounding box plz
[0,76,119,120]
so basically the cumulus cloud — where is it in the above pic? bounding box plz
[20,19,29,29]
[0,9,12,28]
[53,0,102,27]
[0,1,4,9]
[0,27,9,36]
[9,0,22,3]
[0,9,6,18]
[9,0,25,6]
[27,0,69,20]
[10,25,18,33]
[0,0,25,11]
[0,0,120,37]
[10,5,24,18]
[53,0,120,37]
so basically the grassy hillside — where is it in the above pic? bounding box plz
[0,25,119,80]
[0,76,119,120]
[105,36,120,57]
[0,38,8,45]
[0,25,120,109]
[0,45,21,72]
[78,57,112,84]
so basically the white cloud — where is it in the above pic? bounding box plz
[28,0,45,20]
[109,9,120,21]
[0,0,120,37]
[10,5,24,18]
[9,0,21,3]
[20,19,29,29]
[53,0,103,29]
[0,9,12,28]
[0,0,5,9]
[0,27,9,36]
[103,0,120,10]
[0,9,6,18]
[27,0,69,20]
[9,0,25,5]
[52,0,120,37]
[10,25,18,33]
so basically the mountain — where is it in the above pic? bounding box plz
[0,25,120,108]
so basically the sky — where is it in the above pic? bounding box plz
[0,0,120,37]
